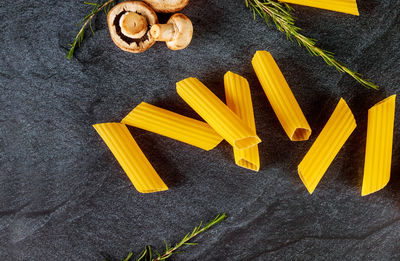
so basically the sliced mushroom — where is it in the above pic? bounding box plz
[107,1,158,53]
[142,0,189,13]
[150,13,193,50]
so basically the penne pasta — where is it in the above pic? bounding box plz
[93,123,168,193]
[362,95,396,196]
[279,0,359,16]
[122,102,223,151]
[224,71,260,171]
[298,98,356,194]
[176,77,261,150]
[252,51,311,141]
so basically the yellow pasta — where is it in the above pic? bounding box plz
[176,77,261,150]
[279,0,359,16]
[122,102,223,151]
[252,51,311,141]
[362,95,396,196]
[298,98,356,194]
[93,123,168,193]
[224,71,260,171]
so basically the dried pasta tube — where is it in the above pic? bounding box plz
[362,95,396,196]
[176,77,261,150]
[252,51,311,141]
[93,123,168,193]
[279,0,359,16]
[122,102,223,151]
[298,98,356,194]
[224,71,260,171]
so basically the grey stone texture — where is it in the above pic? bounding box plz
[1,0,399,260]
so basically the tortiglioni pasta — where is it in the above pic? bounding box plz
[224,71,260,171]
[176,77,261,150]
[298,98,356,194]
[93,123,168,193]
[252,51,311,141]
[362,95,396,196]
[122,102,223,151]
[279,0,359,16]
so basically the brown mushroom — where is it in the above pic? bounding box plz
[150,13,193,50]
[142,0,189,13]
[107,1,158,53]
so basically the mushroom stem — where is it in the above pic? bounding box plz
[150,24,175,42]
[120,12,148,39]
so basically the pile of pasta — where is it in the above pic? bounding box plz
[93,50,396,196]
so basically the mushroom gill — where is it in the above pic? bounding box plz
[107,1,158,53]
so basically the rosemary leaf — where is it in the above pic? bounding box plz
[123,251,133,261]
[153,213,226,261]
[67,0,116,60]
[245,0,378,89]
[136,245,151,261]
[118,213,226,261]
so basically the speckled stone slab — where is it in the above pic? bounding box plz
[1,0,399,260]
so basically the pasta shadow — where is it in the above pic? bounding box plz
[358,0,380,14]
[386,161,400,207]
[126,126,187,189]
[385,101,400,207]
[100,251,118,261]
[338,92,373,192]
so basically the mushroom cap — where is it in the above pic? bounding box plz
[107,1,158,53]
[142,0,189,13]
[165,13,193,50]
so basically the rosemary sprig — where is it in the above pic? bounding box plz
[245,0,379,89]
[116,213,227,261]
[67,0,116,60]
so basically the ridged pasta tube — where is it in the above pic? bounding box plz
[362,95,396,196]
[224,71,260,171]
[298,99,356,194]
[252,50,311,141]
[122,102,223,151]
[93,123,168,193]
[177,77,261,150]
[279,0,359,16]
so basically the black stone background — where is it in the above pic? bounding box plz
[1,0,400,260]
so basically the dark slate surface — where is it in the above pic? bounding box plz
[1,0,400,260]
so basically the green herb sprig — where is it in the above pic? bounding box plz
[67,0,377,89]
[67,0,116,60]
[111,213,226,261]
[245,0,378,89]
